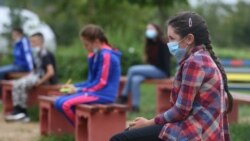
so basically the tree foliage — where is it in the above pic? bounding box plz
[4,0,187,45]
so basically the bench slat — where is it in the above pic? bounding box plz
[227,73,250,82]
[221,59,250,67]
[225,67,250,73]
[120,76,172,84]
[6,72,29,79]
[39,95,57,103]
[232,93,250,103]
[229,83,250,90]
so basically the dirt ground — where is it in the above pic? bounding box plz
[0,114,40,141]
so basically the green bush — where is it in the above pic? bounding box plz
[55,43,88,83]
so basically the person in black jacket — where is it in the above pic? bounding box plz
[117,23,171,112]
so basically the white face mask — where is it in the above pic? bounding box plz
[145,29,157,39]
[32,47,41,55]
[93,48,98,53]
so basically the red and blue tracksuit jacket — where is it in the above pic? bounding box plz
[55,44,121,125]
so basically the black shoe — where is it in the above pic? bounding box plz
[131,106,140,113]
[116,96,128,104]
[5,106,27,121]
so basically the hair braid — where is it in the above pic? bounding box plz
[205,43,233,113]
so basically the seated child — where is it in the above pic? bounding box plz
[55,24,121,126]
[5,32,57,122]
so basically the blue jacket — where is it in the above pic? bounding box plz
[74,44,121,102]
[13,37,34,71]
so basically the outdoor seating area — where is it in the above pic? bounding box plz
[0,0,250,141]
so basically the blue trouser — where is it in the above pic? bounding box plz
[122,65,167,107]
[0,64,26,80]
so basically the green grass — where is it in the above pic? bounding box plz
[230,123,250,141]
[0,103,2,112]
[28,106,39,121]
[127,84,156,120]
[38,134,74,141]
[214,46,250,59]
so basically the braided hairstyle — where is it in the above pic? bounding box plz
[167,11,233,113]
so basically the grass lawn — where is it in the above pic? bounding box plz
[0,103,2,112]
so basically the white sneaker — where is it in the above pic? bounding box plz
[5,113,26,121]
[21,116,31,123]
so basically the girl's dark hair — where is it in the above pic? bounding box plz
[80,24,110,45]
[168,11,233,113]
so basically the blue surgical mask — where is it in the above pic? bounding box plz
[145,29,157,39]
[167,41,187,63]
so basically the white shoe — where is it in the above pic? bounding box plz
[21,116,31,123]
[5,113,26,121]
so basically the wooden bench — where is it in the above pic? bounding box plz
[156,83,173,114]
[39,96,74,135]
[229,92,250,123]
[0,72,29,100]
[39,96,127,141]
[118,76,173,112]
[221,59,250,90]
[0,80,62,115]
[6,72,29,79]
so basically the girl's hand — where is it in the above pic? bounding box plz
[129,117,151,130]
[61,84,77,93]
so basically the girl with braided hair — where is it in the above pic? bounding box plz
[110,11,232,141]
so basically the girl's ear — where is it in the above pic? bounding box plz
[186,33,195,46]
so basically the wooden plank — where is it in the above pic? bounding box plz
[225,67,250,73]
[120,76,173,85]
[229,83,250,91]
[232,92,250,103]
[6,72,29,79]
[221,59,250,67]
[38,96,57,104]
[227,73,250,82]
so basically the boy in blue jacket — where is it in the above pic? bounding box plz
[0,27,33,80]
[55,24,121,126]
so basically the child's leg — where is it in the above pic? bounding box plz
[54,95,71,112]
[54,93,99,125]
[12,73,39,109]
